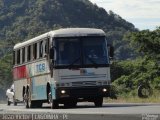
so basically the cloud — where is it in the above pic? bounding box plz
[127,18,160,30]
[90,0,160,18]
[89,0,160,30]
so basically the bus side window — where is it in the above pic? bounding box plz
[17,49,20,64]
[25,47,27,62]
[39,41,43,58]
[33,43,37,60]
[20,49,22,64]
[22,47,25,63]
[27,45,31,61]
[43,39,49,57]
[37,42,40,59]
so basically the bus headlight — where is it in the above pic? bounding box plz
[61,90,66,94]
[102,88,107,92]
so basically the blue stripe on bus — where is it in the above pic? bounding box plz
[34,85,47,100]
[31,84,56,100]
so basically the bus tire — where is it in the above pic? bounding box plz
[64,99,77,108]
[52,100,58,109]
[70,101,77,108]
[64,101,77,108]
[94,97,103,107]
[22,86,26,101]
[46,83,50,103]
[13,98,17,106]
[14,102,17,106]
[25,86,34,108]
[48,92,58,109]
[35,101,43,108]
[26,99,36,108]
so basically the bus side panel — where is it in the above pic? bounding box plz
[13,65,28,102]
[14,79,27,101]
[26,59,51,101]
[31,75,49,100]
[30,77,56,100]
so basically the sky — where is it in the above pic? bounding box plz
[89,0,160,30]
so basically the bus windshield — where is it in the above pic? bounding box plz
[54,36,109,68]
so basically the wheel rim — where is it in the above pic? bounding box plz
[48,92,53,108]
[28,97,31,108]
[25,95,29,108]
[25,89,31,108]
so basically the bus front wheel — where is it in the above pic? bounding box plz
[94,97,103,107]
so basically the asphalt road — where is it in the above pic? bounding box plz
[0,103,160,120]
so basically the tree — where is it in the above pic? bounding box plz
[127,27,160,59]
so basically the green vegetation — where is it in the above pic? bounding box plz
[0,54,12,100]
[111,27,160,100]
[105,90,160,103]
[0,0,159,102]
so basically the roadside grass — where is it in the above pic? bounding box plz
[105,89,160,103]
[105,96,160,103]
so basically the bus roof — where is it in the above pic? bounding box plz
[14,28,105,50]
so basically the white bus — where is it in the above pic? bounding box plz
[13,28,114,108]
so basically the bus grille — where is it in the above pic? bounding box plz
[72,81,97,87]
[70,87,100,97]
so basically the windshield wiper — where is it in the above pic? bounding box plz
[67,57,80,69]
[85,55,98,68]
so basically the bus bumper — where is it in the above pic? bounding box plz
[56,85,111,99]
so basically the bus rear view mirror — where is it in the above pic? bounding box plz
[50,48,54,59]
[108,45,114,59]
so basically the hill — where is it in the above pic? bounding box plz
[0,0,137,99]
[0,0,136,58]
